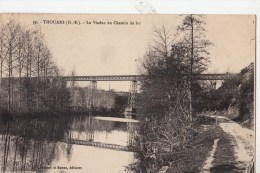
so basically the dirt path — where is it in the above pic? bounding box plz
[202,138,220,172]
[217,116,254,170]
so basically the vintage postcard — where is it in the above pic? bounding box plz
[0,14,255,173]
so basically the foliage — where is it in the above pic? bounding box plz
[0,20,70,115]
[194,63,254,127]
[114,94,128,113]
[177,15,211,75]
[133,15,211,172]
[68,85,129,114]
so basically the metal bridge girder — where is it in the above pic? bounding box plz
[63,75,141,81]
[62,73,238,82]
[89,80,97,108]
[60,73,239,112]
[127,80,137,110]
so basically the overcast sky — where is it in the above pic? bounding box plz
[1,14,255,91]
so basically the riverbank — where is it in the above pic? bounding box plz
[164,115,254,173]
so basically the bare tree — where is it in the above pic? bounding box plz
[69,66,78,110]
[33,34,45,111]
[1,21,21,112]
[0,27,7,108]
[14,26,26,109]
[0,20,70,115]
[0,27,6,87]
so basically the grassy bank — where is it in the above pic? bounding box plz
[211,132,241,173]
[164,118,253,173]
[165,124,222,173]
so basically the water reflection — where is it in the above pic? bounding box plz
[0,115,138,172]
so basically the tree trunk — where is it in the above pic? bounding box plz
[189,15,194,122]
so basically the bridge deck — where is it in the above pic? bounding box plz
[62,73,238,81]
[65,139,135,152]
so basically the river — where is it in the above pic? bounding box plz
[0,114,138,173]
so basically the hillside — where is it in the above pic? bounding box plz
[218,63,254,129]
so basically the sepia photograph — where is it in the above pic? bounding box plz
[0,14,255,173]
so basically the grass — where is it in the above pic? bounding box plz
[132,114,251,173]
[211,131,245,173]
[165,124,223,173]
[164,115,248,173]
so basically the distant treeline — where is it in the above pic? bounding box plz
[0,20,70,116]
[69,86,128,115]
